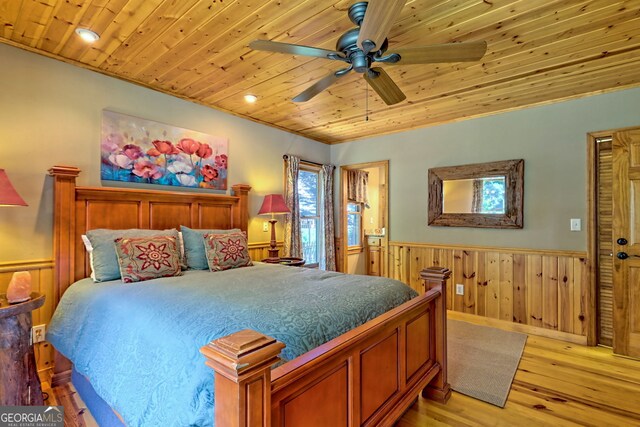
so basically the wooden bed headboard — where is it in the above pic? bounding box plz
[49,166,251,306]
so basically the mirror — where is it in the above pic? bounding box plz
[428,159,524,228]
[442,177,506,214]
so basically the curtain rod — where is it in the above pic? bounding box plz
[283,154,324,167]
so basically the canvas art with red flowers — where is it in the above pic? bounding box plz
[101,110,228,190]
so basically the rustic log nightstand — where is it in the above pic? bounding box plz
[0,292,45,405]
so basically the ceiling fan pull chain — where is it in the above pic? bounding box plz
[366,83,369,122]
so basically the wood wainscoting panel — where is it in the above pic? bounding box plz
[527,255,544,329]
[542,256,559,331]
[513,254,526,325]
[0,260,55,378]
[486,252,500,319]
[389,242,589,340]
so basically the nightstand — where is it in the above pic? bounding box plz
[261,257,306,267]
[0,292,45,405]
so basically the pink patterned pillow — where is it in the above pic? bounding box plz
[204,231,253,271]
[114,235,182,283]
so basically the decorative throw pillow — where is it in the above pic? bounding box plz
[180,226,241,270]
[203,231,253,272]
[114,235,182,283]
[85,228,180,282]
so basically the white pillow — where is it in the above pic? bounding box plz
[81,234,96,280]
[178,231,185,262]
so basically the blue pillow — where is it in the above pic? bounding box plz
[85,228,180,282]
[180,226,241,270]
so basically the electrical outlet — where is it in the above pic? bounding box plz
[263,221,269,232]
[456,284,464,295]
[32,324,46,344]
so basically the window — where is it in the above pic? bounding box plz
[347,202,362,249]
[298,166,321,267]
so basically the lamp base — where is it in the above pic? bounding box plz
[268,220,279,258]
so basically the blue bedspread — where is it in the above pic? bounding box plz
[47,263,417,426]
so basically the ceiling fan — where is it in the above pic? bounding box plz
[249,0,487,106]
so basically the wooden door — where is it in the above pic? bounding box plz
[612,128,640,357]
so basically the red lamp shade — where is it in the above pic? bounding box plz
[258,194,290,215]
[0,169,27,206]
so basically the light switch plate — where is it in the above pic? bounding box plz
[456,284,464,295]
[570,218,581,231]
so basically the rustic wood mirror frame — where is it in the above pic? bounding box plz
[428,159,524,229]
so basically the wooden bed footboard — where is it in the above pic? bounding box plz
[201,267,451,427]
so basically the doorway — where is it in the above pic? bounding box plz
[339,161,389,276]
[589,127,640,357]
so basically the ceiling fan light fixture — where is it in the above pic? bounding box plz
[244,94,258,103]
[75,28,100,43]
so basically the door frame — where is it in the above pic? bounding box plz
[587,126,639,347]
[339,160,389,275]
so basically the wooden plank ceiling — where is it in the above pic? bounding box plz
[1,0,639,144]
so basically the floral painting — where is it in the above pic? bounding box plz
[101,110,228,190]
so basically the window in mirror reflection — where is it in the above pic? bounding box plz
[442,177,506,214]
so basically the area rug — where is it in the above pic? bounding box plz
[447,319,527,407]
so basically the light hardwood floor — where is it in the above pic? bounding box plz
[399,334,640,426]
[46,323,640,426]
[44,383,95,427]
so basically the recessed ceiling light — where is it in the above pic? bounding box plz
[75,28,100,43]
[244,94,258,103]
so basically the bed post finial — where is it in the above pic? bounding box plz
[201,329,284,427]
[232,184,251,232]
[420,266,452,403]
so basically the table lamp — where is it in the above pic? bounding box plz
[1,169,29,303]
[0,169,28,207]
[258,194,291,260]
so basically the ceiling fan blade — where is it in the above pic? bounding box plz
[391,41,488,64]
[364,67,406,105]
[249,40,340,60]
[357,0,407,53]
[293,72,345,102]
